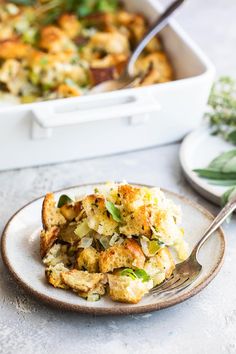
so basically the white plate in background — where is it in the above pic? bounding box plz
[180,126,234,205]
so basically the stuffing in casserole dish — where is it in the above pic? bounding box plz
[0,0,173,103]
[40,183,188,304]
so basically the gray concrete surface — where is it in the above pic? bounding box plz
[1,1,236,353]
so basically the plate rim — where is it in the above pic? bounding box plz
[1,182,226,315]
[179,127,224,205]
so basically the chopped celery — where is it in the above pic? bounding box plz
[74,220,90,238]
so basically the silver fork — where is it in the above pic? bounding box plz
[151,198,236,297]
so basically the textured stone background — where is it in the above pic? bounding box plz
[0,1,236,353]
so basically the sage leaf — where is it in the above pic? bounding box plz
[120,268,137,280]
[209,180,236,186]
[105,201,122,222]
[208,149,236,171]
[227,130,236,144]
[120,268,150,282]
[193,169,236,180]
[134,269,151,282]
[221,186,236,206]
[222,155,236,172]
[57,194,73,208]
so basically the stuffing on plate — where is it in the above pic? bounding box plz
[0,0,173,103]
[40,183,188,304]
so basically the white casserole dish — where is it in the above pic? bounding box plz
[0,0,215,171]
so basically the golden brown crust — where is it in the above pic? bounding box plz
[136,52,173,85]
[82,194,118,236]
[0,39,32,59]
[61,269,107,294]
[156,247,175,278]
[76,247,100,273]
[99,239,145,273]
[45,263,69,289]
[42,193,66,229]
[56,84,81,98]
[108,274,152,304]
[40,226,60,258]
[118,184,144,212]
[59,201,82,221]
[58,14,81,39]
[39,25,76,53]
[120,205,152,238]
[89,31,130,55]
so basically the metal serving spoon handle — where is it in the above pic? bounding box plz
[127,0,185,76]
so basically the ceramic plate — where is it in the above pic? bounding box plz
[180,126,234,205]
[1,183,225,315]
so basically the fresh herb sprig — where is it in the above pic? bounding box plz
[194,150,236,204]
[206,76,236,144]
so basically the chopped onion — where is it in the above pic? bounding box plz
[74,219,90,239]
[140,236,149,257]
[109,233,119,246]
[100,236,110,249]
[116,237,124,245]
[78,236,93,249]
[87,294,100,302]
[140,236,162,257]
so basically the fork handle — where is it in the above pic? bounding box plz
[192,199,236,257]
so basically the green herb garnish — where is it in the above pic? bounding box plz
[221,187,236,206]
[40,57,48,66]
[57,194,73,208]
[120,268,150,282]
[105,201,122,222]
[206,77,236,143]
[133,269,151,282]
[193,169,236,180]
[194,150,236,205]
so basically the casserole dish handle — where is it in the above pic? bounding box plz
[32,92,161,129]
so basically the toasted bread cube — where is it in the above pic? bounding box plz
[39,26,76,53]
[0,39,32,59]
[108,274,153,304]
[56,84,81,98]
[89,31,129,55]
[59,201,83,221]
[144,247,175,286]
[76,247,100,273]
[42,193,66,229]
[45,263,69,289]
[118,184,144,212]
[135,52,173,83]
[99,239,145,273]
[120,205,152,237]
[40,226,60,258]
[82,194,118,236]
[61,269,107,296]
[58,14,81,39]
[43,243,70,267]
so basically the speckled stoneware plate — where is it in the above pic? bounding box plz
[1,183,225,315]
[180,125,234,205]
